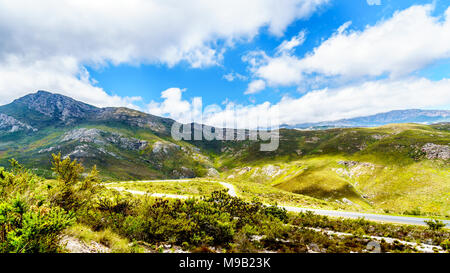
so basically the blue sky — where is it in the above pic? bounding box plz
[86,0,450,107]
[0,0,450,127]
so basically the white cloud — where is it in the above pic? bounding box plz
[223,74,236,82]
[245,80,267,94]
[245,4,450,92]
[0,0,328,107]
[337,21,352,34]
[0,0,328,68]
[156,77,450,128]
[300,4,450,78]
[223,72,248,82]
[276,30,306,55]
[271,77,450,125]
[147,88,203,123]
[367,0,381,6]
[254,55,305,86]
[0,56,141,108]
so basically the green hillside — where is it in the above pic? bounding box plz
[217,124,450,217]
[0,92,449,218]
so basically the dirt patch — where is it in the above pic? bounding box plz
[59,235,110,253]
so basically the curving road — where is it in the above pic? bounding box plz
[106,179,450,227]
[282,206,450,227]
[108,180,237,199]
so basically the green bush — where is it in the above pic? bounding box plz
[425,219,446,231]
[49,153,101,212]
[2,157,449,253]
[440,239,450,251]
[0,199,75,253]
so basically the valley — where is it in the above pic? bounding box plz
[1,91,449,253]
[1,91,449,218]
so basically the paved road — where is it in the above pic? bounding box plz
[282,206,450,227]
[106,179,450,227]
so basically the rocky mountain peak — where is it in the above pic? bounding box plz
[16,91,98,117]
[0,91,175,134]
[12,90,100,123]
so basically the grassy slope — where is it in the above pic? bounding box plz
[216,124,450,217]
[1,121,448,217]
[0,122,214,180]
[108,181,225,197]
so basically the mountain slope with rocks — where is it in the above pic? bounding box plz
[0,91,449,217]
[0,91,212,180]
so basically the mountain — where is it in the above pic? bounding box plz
[0,91,210,180]
[283,109,450,130]
[0,90,174,133]
[0,91,449,216]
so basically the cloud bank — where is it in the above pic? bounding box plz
[246,5,450,92]
[0,0,328,106]
[148,77,450,128]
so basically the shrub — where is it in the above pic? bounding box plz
[425,219,446,231]
[264,205,288,222]
[440,239,450,251]
[49,153,101,212]
[0,200,75,253]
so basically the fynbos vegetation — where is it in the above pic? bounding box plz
[1,157,448,253]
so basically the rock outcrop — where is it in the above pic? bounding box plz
[335,161,376,178]
[61,128,148,151]
[0,113,35,133]
[421,143,450,160]
[151,141,180,155]
[206,168,220,177]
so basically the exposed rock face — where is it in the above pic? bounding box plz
[60,235,110,253]
[172,167,195,178]
[0,113,35,132]
[371,134,388,140]
[95,107,170,133]
[236,167,252,175]
[152,141,180,154]
[335,161,376,178]
[38,146,60,154]
[338,161,359,168]
[13,90,100,125]
[305,137,320,143]
[206,168,220,177]
[106,133,148,151]
[261,165,283,177]
[65,144,93,158]
[62,128,105,144]
[61,128,148,151]
[421,143,450,160]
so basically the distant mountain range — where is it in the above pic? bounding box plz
[282,109,450,130]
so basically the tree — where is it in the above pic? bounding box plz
[49,153,101,212]
[8,158,23,173]
[51,153,84,186]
